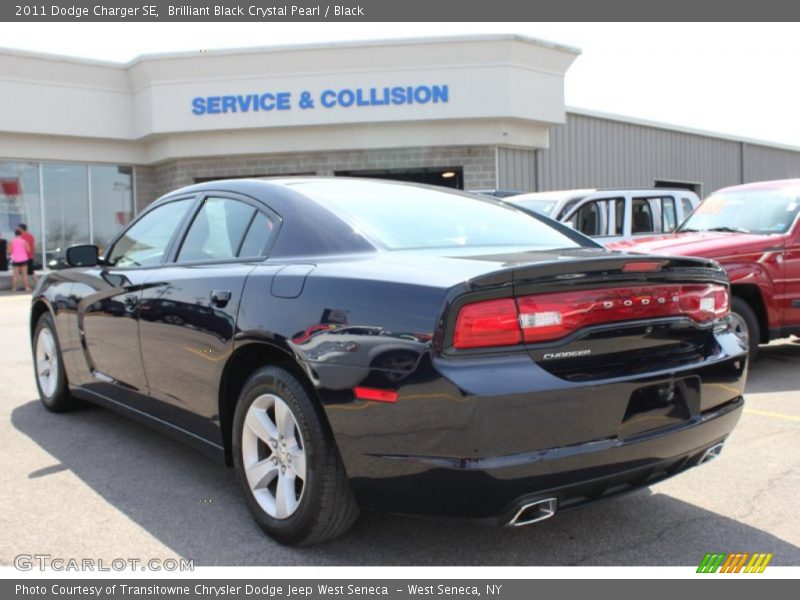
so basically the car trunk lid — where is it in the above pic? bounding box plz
[447,251,730,381]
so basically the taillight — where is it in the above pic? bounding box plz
[452,298,521,349]
[452,284,729,349]
[712,285,730,320]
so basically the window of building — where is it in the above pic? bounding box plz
[0,161,135,269]
[91,166,134,254]
[0,161,42,268]
[42,164,91,265]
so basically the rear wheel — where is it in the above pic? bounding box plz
[33,313,77,412]
[233,366,359,545]
[730,297,760,362]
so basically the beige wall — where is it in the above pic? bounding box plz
[0,35,578,166]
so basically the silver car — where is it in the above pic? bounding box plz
[506,188,701,243]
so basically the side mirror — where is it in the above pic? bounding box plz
[65,244,100,268]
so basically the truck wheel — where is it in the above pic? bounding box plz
[233,366,359,545]
[730,297,760,362]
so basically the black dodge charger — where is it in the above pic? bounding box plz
[30,178,747,545]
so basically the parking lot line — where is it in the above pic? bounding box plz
[744,408,800,423]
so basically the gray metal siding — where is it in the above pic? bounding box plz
[742,144,800,183]
[540,113,746,196]
[497,147,536,192]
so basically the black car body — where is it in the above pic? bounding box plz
[30,178,747,544]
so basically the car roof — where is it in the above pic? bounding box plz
[716,178,800,194]
[150,176,596,256]
[164,175,475,198]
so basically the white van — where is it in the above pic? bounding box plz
[506,188,701,243]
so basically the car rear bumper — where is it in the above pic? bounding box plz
[343,396,741,521]
[316,330,747,520]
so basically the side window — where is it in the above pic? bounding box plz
[661,197,677,232]
[178,197,256,262]
[569,201,604,236]
[239,211,275,257]
[631,198,655,234]
[108,199,192,267]
[614,199,625,235]
[681,197,696,217]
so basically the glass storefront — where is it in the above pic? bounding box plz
[0,161,42,266]
[91,166,135,251]
[42,163,90,262]
[0,161,134,268]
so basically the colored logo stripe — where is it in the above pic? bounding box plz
[745,553,773,573]
[697,553,726,573]
[697,552,773,573]
[720,553,749,573]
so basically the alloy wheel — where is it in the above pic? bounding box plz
[35,328,58,398]
[241,393,307,519]
[729,312,749,343]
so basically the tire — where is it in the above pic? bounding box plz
[33,312,78,412]
[232,366,359,545]
[730,297,760,362]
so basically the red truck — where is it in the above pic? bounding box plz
[609,179,800,360]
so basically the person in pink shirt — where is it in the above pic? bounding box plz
[18,223,37,283]
[8,228,32,292]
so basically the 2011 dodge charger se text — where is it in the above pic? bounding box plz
[30,178,748,545]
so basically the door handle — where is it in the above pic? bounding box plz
[210,290,232,308]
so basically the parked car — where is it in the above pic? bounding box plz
[609,179,800,360]
[30,178,746,545]
[507,188,701,243]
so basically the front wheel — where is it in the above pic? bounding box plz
[33,313,78,412]
[730,297,760,362]
[233,366,359,545]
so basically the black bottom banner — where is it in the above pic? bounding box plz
[3,579,787,600]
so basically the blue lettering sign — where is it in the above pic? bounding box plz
[191,85,449,115]
[320,90,336,108]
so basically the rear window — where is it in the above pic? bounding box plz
[294,180,582,250]
[511,198,559,216]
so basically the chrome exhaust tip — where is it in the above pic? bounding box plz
[507,497,558,527]
[699,442,725,465]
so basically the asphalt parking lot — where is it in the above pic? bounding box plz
[1,291,798,566]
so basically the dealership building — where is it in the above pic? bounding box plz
[3,33,800,270]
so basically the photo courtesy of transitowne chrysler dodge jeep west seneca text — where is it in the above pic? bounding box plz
[29,178,748,545]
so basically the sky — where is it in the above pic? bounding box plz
[1,22,799,147]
